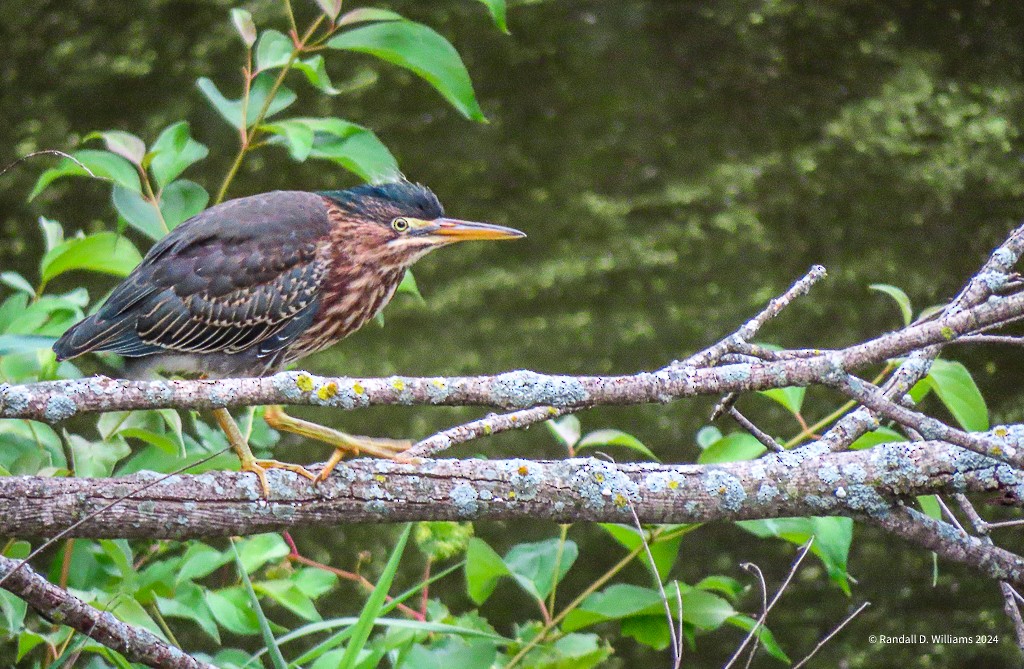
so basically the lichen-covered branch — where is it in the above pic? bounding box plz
[0,555,214,669]
[3,284,1024,425]
[1,443,1023,583]
[813,224,1024,456]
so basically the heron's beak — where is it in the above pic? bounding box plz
[431,218,526,242]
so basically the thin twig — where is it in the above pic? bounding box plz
[955,335,1024,347]
[681,265,827,369]
[726,406,785,453]
[407,405,577,458]
[627,504,681,668]
[0,150,98,181]
[723,538,814,669]
[954,493,1024,651]
[740,562,767,669]
[792,601,871,669]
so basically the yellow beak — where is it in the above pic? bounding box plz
[431,218,527,242]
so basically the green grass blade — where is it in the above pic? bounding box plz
[339,524,412,669]
[231,538,288,669]
[285,560,463,667]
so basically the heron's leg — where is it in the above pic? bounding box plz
[212,407,316,497]
[263,405,412,483]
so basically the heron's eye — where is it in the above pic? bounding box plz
[391,217,409,233]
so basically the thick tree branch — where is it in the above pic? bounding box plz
[4,286,1024,424]
[0,555,213,669]
[1,443,1023,586]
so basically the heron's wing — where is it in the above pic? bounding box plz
[54,191,333,363]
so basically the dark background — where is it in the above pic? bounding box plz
[4,0,1024,666]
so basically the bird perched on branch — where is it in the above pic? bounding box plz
[54,180,525,495]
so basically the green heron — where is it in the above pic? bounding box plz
[53,181,525,495]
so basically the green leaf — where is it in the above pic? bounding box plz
[230,8,257,47]
[519,633,611,669]
[339,524,412,669]
[255,29,293,71]
[66,433,131,477]
[294,55,340,94]
[697,432,766,464]
[925,358,989,431]
[676,584,736,629]
[262,119,316,161]
[148,122,209,188]
[264,117,399,181]
[728,615,791,663]
[0,590,27,634]
[39,232,141,286]
[17,631,46,661]
[464,538,510,605]
[159,179,208,229]
[112,185,167,241]
[85,130,147,165]
[233,541,287,669]
[402,637,498,669]
[503,538,578,601]
[414,521,474,561]
[305,118,399,182]
[396,268,424,301]
[314,0,342,20]
[869,283,914,326]
[759,386,806,415]
[254,579,322,621]
[849,425,907,450]
[476,0,509,33]
[206,587,261,636]
[546,415,581,449]
[237,533,290,573]
[695,425,722,449]
[695,575,745,601]
[31,149,141,199]
[577,429,658,461]
[117,427,178,455]
[156,582,220,642]
[0,335,57,356]
[177,542,232,584]
[337,8,404,26]
[738,517,854,594]
[328,21,485,121]
[599,524,684,582]
[291,567,338,599]
[197,73,297,129]
[562,583,664,632]
[918,494,942,520]
[1,272,35,295]
[38,216,65,253]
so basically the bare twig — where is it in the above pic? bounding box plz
[725,406,785,453]
[626,504,681,668]
[739,562,768,669]
[792,601,871,669]
[724,538,814,669]
[956,335,1024,347]
[954,493,1024,651]
[408,405,577,457]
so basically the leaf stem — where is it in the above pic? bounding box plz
[546,524,570,614]
[214,15,325,205]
